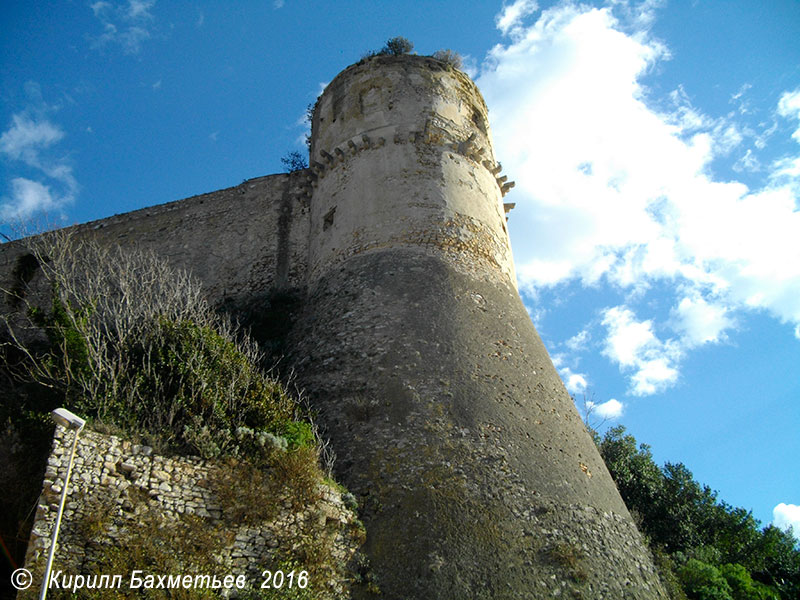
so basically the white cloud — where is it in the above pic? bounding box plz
[0,114,64,165]
[496,0,539,38]
[778,89,800,142]
[601,306,680,395]
[477,1,800,393]
[91,2,112,18]
[565,329,591,351]
[671,294,733,348]
[273,0,285,8]
[126,0,154,21]
[773,503,800,538]
[0,108,77,221]
[0,178,60,221]
[564,368,588,394]
[587,398,624,420]
[551,354,588,394]
[90,0,156,54]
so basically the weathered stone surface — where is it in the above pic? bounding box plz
[5,54,667,599]
[22,427,361,599]
[294,55,664,599]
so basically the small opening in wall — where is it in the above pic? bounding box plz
[471,106,487,134]
[323,206,336,231]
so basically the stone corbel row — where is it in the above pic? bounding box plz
[479,159,515,198]
[450,133,516,199]
[307,133,388,186]
[302,128,516,200]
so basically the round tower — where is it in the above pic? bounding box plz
[291,55,666,599]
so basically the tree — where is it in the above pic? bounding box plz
[679,559,734,600]
[596,426,799,599]
[598,425,664,528]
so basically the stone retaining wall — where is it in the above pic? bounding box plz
[21,425,363,598]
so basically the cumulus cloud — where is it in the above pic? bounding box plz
[90,0,156,54]
[477,1,800,394]
[671,294,734,348]
[602,306,680,396]
[773,503,800,538]
[496,0,539,38]
[587,398,624,420]
[552,354,589,394]
[563,367,589,394]
[0,97,77,222]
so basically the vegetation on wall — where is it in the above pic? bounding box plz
[379,36,414,56]
[594,425,800,600]
[281,151,308,173]
[0,230,363,598]
[431,49,463,69]
[360,37,464,70]
[2,230,306,458]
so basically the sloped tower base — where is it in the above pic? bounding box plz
[291,54,667,599]
[291,251,665,599]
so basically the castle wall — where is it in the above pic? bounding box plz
[2,55,669,599]
[0,172,311,313]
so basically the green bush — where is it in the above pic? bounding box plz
[679,559,734,600]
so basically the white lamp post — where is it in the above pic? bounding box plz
[39,408,85,600]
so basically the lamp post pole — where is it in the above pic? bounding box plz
[39,408,85,600]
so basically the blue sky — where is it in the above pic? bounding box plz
[1,0,798,537]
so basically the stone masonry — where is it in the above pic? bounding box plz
[20,424,362,599]
[2,54,668,598]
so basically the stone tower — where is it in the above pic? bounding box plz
[291,55,667,599]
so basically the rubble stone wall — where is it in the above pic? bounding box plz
[21,425,361,599]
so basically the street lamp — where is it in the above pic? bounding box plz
[40,408,85,600]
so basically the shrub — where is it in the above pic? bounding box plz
[379,36,413,56]
[281,151,308,172]
[1,231,304,457]
[679,559,734,600]
[432,49,463,69]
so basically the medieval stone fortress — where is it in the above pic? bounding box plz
[1,54,667,598]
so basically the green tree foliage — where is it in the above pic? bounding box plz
[679,559,734,600]
[596,426,799,599]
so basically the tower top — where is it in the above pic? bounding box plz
[310,54,495,168]
[306,54,516,286]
